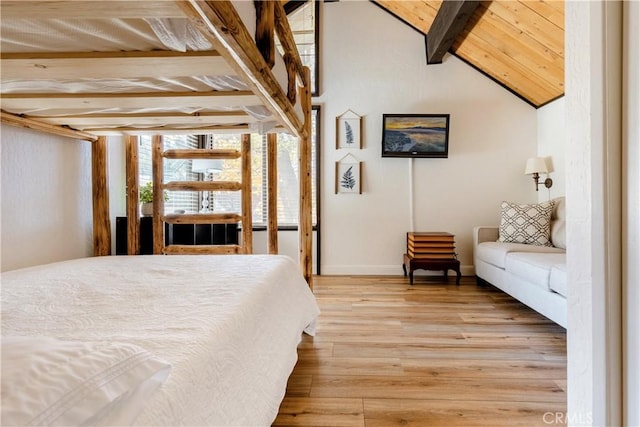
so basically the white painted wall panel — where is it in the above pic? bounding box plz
[317,1,538,275]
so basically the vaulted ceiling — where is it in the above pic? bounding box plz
[372,0,564,108]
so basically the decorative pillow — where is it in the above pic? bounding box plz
[1,336,171,427]
[498,200,555,246]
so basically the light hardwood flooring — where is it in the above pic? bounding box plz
[274,275,567,427]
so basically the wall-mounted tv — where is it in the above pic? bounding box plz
[381,114,450,158]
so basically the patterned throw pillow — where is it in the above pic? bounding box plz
[498,200,555,246]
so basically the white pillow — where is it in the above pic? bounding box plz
[498,200,554,246]
[1,336,171,427]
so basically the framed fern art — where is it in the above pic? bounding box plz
[335,156,362,194]
[335,109,363,149]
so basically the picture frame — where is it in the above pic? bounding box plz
[335,160,362,194]
[381,113,450,158]
[336,110,363,149]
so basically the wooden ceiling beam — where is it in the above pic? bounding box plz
[0,110,98,142]
[0,51,234,81]
[426,0,481,64]
[34,113,256,129]
[85,124,263,134]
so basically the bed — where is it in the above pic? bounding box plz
[1,254,320,426]
[0,0,314,281]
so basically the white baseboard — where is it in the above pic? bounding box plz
[320,264,475,277]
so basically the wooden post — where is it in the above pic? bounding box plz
[92,136,111,256]
[125,135,140,255]
[254,0,275,68]
[241,134,253,254]
[267,132,278,254]
[152,135,164,254]
[299,67,313,286]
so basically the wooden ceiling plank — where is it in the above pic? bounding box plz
[520,0,564,30]
[0,51,234,81]
[542,0,565,14]
[1,91,260,111]
[374,1,441,33]
[485,1,564,58]
[0,1,186,19]
[426,1,481,64]
[454,32,559,106]
[459,10,563,91]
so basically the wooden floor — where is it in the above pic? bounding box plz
[275,275,567,427]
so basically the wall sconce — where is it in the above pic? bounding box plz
[524,157,553,191]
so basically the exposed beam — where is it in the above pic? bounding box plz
[1,1,185,19]
[0,91,259,111]
[82,124,252,135]
[36,112,255,129]
[0,110,98,141]
[298,67,313,286]
[426,0,480,64]
[0,51,233,81]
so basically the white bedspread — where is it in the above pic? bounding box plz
[1,255,319,426]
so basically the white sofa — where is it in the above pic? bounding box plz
[473,197,567,328]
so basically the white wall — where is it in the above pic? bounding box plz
[0,124,93,271]
[537,98,566,202]
[317,1,538,275]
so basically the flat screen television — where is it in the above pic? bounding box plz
[381,113,450,158]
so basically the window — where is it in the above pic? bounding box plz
[138,135,199,214]
[281,0,319,95]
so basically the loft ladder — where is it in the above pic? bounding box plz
[150,134,253,255]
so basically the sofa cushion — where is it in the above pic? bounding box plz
[550,264,567,297]
[498,200,554,246]
[504,252,566,290]
[476,241,565,269]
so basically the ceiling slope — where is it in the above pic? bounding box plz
[373,0,564,108]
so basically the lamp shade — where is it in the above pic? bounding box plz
[524,157,549,175]
[192,159,223,173]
